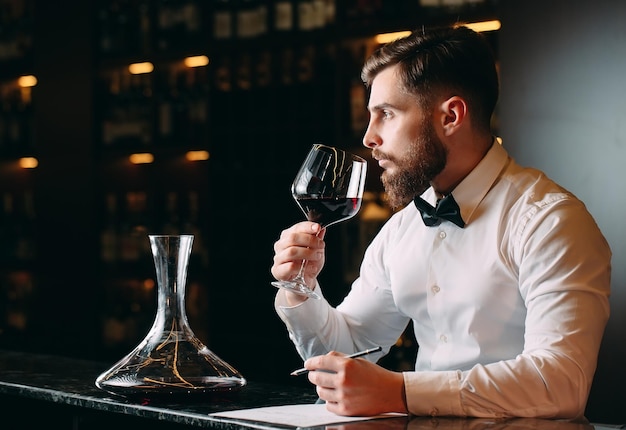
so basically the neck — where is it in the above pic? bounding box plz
[431,134,494,195]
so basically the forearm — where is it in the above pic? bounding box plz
[275,277,408,359]
[404,348,594,419]
[274,286,357,358]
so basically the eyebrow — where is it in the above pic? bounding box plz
[368,102,397,113]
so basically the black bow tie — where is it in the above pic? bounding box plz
[413,194,465,228]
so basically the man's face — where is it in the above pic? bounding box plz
[363,65,447,209]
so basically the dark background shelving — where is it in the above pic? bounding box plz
[0,0,499,383]
[0,0,514,404]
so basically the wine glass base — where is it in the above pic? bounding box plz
[271,280,321,300]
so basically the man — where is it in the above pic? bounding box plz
[270,25,611,420]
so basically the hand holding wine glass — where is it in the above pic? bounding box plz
[271,144,367,300]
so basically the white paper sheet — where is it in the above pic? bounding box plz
[210,403,406,428]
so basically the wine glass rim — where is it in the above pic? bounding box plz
[312,144,367,163]
[149,234,194,238]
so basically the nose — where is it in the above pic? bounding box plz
[362,121,381,149]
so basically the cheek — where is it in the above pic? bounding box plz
[385,127,420,165]
[384,120,417,150]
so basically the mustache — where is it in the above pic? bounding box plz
[372,148,392,162]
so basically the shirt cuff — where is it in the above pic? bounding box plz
[274,284,330,338]
[403,370,465,417]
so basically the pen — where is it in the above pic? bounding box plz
[290,346,383,376]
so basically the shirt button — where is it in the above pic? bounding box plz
[439,231,446,239]
[431,285,440,294]
[439,334,447,343]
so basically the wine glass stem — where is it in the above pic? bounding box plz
[293,259,307,283]
[292,226,322,284]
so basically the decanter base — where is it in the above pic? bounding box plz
[97,375,246,401]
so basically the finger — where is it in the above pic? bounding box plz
[282,221,322,236]
[305,352,344,375]
[298,221,323,235]
[271,244,324,281]
[275,228,325,252]
[271,222,326,283]
[270,259,299,280]
[273,244,324,267]
[316,385,336,404]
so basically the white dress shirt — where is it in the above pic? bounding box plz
[275,142,611,419]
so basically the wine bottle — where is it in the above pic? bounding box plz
[213,0,234,40]
[274,0,293,32]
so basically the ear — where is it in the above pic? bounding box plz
[439,96,467,136]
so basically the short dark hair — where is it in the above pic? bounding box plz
[361,25,499,131]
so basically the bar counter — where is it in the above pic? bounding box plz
[0,349,607,430]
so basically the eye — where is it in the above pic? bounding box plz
[382,110,393,119]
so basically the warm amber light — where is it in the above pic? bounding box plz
[374,31,411,44]
[128,62,154,74]
[184,55,209,68]
[129,153,154,164]
[186,150,210,161]
[464,20,501,33]
[19,157,38,169]
[18,75,37,88]
[142,278,155,291]
[375,20,501,45]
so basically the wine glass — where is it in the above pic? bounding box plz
[271,144,367,299]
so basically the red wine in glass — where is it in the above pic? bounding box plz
[295,196,362,228]
[271,144,367,299]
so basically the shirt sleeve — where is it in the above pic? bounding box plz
[274,217,411,359]
[274,275,409,360]
[274,285,340,358]
[403,197,611,420]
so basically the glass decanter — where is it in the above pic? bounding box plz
[95,234,246,399]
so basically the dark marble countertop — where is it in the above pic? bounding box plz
[0,349,607,430]
[0,349,324,429]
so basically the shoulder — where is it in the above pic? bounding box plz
[499,162,610,261]
[503,163,587,220]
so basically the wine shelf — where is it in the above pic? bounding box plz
[0,0,498,384]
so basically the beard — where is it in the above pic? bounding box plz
[376,120,448,209]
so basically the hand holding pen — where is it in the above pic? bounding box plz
[291,345,407,416]
[290,346,382,376]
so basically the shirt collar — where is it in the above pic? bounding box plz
[421,140,510,226]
